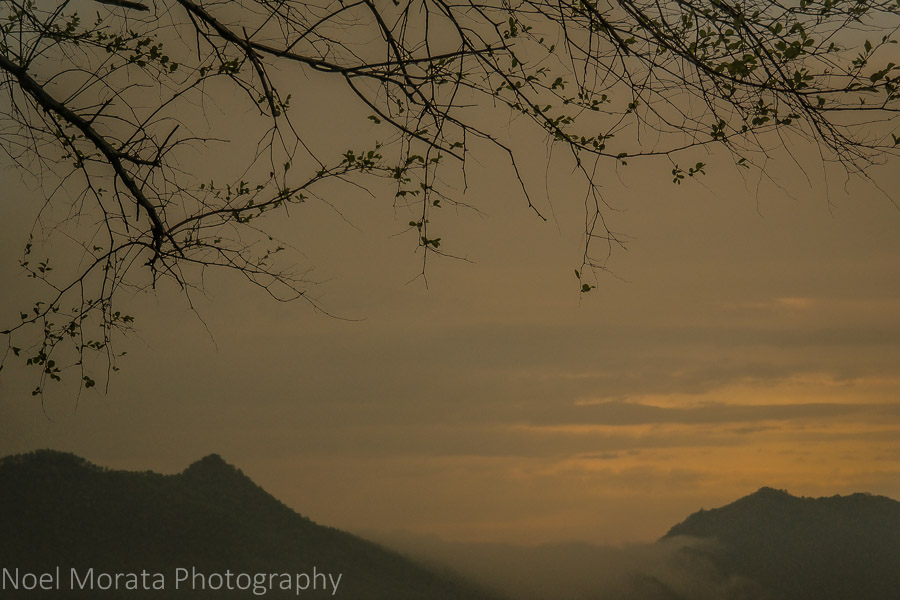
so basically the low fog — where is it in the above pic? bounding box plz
[372,532,768,600]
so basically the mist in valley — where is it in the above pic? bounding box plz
[374,532,766,600]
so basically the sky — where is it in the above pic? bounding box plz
[2,11,900,546]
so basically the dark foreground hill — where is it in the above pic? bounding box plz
[0,450,500,599]
[662,486,900,600]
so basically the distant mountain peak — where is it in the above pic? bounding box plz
[660,487,900,600]
[181,453,253,481]
[749,486,791,497]
[663,486,900,543]
[182,452,235,473]
[180,453,262,496]
[728,486,798,508]
[0,450,502,600]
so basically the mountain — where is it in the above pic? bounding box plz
[662,486,900,600]
[0,450,501,599]
[5,453,897,600]
[377,487,900,600]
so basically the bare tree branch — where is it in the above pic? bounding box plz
[1,0,899,397]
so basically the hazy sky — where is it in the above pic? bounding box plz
[2,36,900,545]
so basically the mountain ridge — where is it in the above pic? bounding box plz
[4,451,900,600]
[0,449,501,599]
[662,486,900,600]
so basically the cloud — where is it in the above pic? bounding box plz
[517,399,891,427]
[724,296,816,311]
